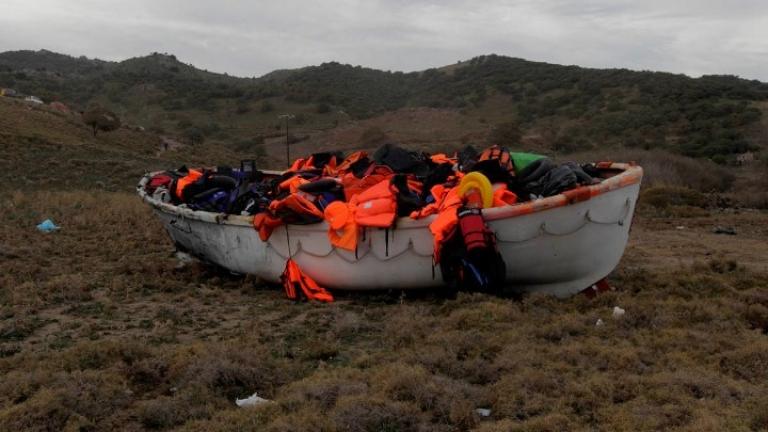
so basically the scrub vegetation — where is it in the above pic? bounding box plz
[1,55,768,431]
[2,190,768,431]
[2,50,767,161]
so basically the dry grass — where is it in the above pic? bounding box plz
[1,189,768,431]
[726,159,768,209]
[0,98,248,192]
[3,98,768,430]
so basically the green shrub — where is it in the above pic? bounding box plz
[640,186,708,209]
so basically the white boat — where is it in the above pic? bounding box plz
[138,163,642,297]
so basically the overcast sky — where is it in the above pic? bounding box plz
[1,0,766,81]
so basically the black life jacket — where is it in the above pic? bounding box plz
[472,145,516,183]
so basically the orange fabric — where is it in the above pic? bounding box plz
[464,188,484,208]
[409,184,452,219]
[406,178,423,196]
[325,201,349,230]
[290,155,340,174]
[596,161,614,169]
[340,165,394,201]
[410,182,512,262]
[252,213,283,241]
[427,187,462,263]
[492,184,518,207]
[322,157,339,176]
[279,176,310,194]
[253,192,324,242]
[430,153,455,165]
[350,179,397,228]
[174,169,203,200]
[334,151,367,175]
[305,155,316,169]
[269,194,324,220]
[479,145,515,177]
[324,201,359,251]
[289,158,307,172]
[281,259,333,302]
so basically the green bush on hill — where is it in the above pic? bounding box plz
[1,50,766,160]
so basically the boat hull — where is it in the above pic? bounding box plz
[141,164,642,297]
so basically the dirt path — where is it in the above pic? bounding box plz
[625,209,768,273]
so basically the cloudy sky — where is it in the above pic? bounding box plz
[1,0,766,80]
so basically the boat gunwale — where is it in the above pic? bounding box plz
[137,163,643,229]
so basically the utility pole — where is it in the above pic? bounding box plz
[278,114,295,166]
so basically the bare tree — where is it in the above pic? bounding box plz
[82,106,121,136]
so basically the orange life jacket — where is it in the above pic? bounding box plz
[411,182,510,262]
[321,157,338,176]
[350,179,397,228]
[340,165,394,201]
[478,145,516,177]
[334,151,368,175]
[252,213,283,241]
[409,183,454,219]
[289,158,308,172]
[492,184,518,207]
[406,177,423,196]
[281,259,333,302]
[323,201,358,251]
[174,169,203,200]
[290,154,339,173]
[269,193,324,222]
[427,187,463,263]
[430,153,456,165]
[279,175,309,194]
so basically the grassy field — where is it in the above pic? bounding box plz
[2,96,768,431]
[1,188,767,431]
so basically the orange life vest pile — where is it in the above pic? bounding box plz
[251,147,518,261]
[246,146,520,301]
[153,144,600,301]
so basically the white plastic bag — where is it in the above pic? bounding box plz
[235,392,270,408]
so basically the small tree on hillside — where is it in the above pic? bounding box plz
[82,106,121,137]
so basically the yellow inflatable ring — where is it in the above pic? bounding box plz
[457,172,493,208]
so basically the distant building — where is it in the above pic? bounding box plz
[736,151,756,165]
[24,95,44,104]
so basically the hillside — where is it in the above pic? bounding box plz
[1,50,767,162]
[0,97,241,191]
